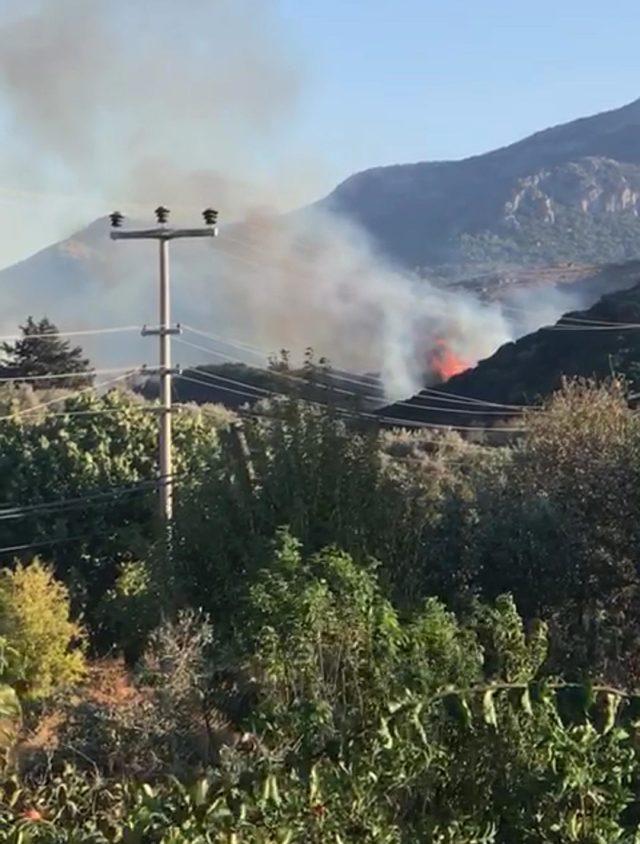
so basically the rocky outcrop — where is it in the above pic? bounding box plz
[504,158,640,228]
[322,98,640,268]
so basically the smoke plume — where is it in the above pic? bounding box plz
[0,0,515,398]
[0,0,302,211]
[200,209,512,397]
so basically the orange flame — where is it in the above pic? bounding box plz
[428,338,469,381]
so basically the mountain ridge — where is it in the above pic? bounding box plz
[322,97,640,269]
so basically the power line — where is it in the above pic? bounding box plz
[177,335,531,416]
[183,362,526,417]
[181,324,268,359]
[0,480,160,521]
[416,386,536,412]
[0,529,129,556]
[0,365,149,385]
[178,338,346,393]
[179,363,272,396]
[500,302,640,328]
[180,331,384,394]
[179,333,387,398]
[0,325,140,342]
[180,326,539,411]
[177,373,272,403]
[0,370,140,422]
[542,324,640,332]
[177,372,528,434]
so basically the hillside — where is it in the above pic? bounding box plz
[381,276,640,426]
[323,98,640,270]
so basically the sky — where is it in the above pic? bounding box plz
[281,0,640,170]
[0,0,639,266]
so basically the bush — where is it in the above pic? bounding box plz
[98,559,162,664]
[0,560,85,698]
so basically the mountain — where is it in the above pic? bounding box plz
[380,276,640,427]
[322,98,640,270]
[2,98,640,377]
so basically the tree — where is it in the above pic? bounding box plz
[0,388,222,643]
[0,560,85,698]
[1,316,94,389]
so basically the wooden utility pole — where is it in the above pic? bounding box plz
[109,207,218,522]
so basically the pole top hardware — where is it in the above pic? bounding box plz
[141,324,183,337]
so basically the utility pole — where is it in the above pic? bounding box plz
[109,207,218,523]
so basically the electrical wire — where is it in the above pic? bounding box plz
[26,407,154,421]
[187,361,526,417]
[499,301,640,328]
[177,337,369,396]
[0,365,150,385]
[177,373,528,434]
[181,328,387,392]
[177,335,531,416]
[181,324,268,359]
[0,370,141,422]
[181,326,539,411]
[0,480,160,521]
[177,373,274,403]
[416,386,536,412]
[179,363,273,396]
[0,530,129,556]
[0,325,141,342]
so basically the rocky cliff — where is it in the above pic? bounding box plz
[322,98,640,270]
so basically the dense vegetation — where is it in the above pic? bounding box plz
[458,208,640,269]
[3,366,640,840]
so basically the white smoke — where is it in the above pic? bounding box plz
[199,209,513,398]
[0,0,515,398]
[0,0,303,212]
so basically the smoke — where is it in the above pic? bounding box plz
[0,0,515,399]
[498,283,580,336]
[0,0,302,211]
[184,208,513,398]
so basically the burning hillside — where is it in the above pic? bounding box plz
[427,339,470,381]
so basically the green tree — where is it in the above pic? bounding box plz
[0,560,85,698]
[0,388,221,642]
[1,316,93,389]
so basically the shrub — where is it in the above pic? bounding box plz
[0,560,85,698]
[98,559,162,664]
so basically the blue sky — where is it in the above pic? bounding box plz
[0,0,639,266]
[279,0,640,174]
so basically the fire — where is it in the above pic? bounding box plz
[428,338,469,381]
